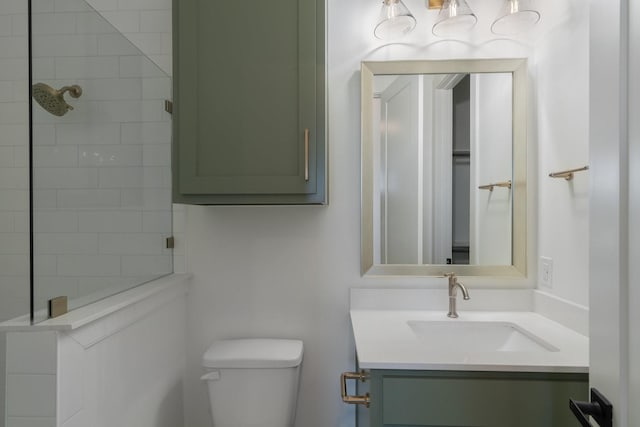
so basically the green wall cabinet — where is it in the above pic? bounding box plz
[172,0,326,204]
[356,369,588,427]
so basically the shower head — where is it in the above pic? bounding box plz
[32,83,83,117]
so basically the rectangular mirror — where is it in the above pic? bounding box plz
[361,59,527,277]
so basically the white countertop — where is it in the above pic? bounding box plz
[351,309,589,373]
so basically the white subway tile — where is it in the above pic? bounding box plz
[122,32,163,55]
[33,210,79,232]
[0,146,15,166]
[57,189,121,208]
[141,211,171,232]
[75,11,121,34]
[121,255,171,276]
[32,189,58,209]
[34,254,57,276]
[13,145,29,167]
[31,13,77,35]
[6,417,56,427]
[0,255,29,276]
[53,0,94,12]
[57,254,121,276]
[0,37,27,59]
[98,233,163,255]
[35,233,99,254]
[6,331,57,375]
[33,146,78,167]
[121,188,171,210]
[98,11,141,33]
[119,55,166,78]
[99,166,171,188]
[0,80,15,101]
[33,168,99,189]
[32,124,56,146]
[0,16,13,36]
[117,0,171,11]
[6,374,57,417]
[0,124,29,146]
[77,77,142,101]
[0,189,28,211]
[32,57,56,80]
[57,334,84,422]
[55,56,120,79]
[141,76,170,99]
[13,212,29,232]
[11,14,28,37]
[139,10,171,33]
[79,144,142,166]
[0,233,29,254]
[56,123,120,146]
[78,210,142,232]
[97,33,141,55]
[0,168,29,189]
[121,121,170,144]
[0,102,28,125]
[84,0,118,12]
[0,58,29,81]
[32,34,98,57]
[1,0,29,14]
[0,212,14,231]
[33,276,80,300]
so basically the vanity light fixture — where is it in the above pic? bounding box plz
[374,0,417,40]
[491,0,540,35]
[432,0,477,37]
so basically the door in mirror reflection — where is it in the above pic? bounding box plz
[373,72,512,266]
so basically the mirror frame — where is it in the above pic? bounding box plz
[361,58,528,277]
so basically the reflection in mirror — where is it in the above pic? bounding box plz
[361,59,527,277]
[373,73,512,266]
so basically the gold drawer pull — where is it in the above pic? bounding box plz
[341,371,370,407]
[304,128,310,182]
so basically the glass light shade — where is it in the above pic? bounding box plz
[432,0,477,37]
[491,0,540,35]
[374,0,416,40]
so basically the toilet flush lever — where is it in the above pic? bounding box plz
[201,371,220,381]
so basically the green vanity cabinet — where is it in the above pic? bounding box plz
[172,0,326,204]
[357,369,588,427]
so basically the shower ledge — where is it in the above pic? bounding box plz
[0,273,190,334]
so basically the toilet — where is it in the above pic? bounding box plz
[201,338,304,427]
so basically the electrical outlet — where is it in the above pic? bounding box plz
[540,256,553,288]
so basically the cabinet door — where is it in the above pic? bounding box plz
[173,0,325,204]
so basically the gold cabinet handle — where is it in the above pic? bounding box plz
[341,371,370,407]
[304,128,310,182]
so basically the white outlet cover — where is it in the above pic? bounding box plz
[540,256,553,288]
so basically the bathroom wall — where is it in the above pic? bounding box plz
[180,1,591,427]
[533,2,590,307]
[0,1,29,426]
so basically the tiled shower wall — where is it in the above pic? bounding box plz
[30,0,174,314]
[0,1,29,425]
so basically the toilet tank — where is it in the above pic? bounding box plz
[202,339,304,427]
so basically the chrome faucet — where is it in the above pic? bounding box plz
[445,273,470,318]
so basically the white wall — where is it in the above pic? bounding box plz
[533,2,590,306]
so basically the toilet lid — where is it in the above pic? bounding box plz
[203,338,304,369]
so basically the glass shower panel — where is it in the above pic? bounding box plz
[30,0,173,323]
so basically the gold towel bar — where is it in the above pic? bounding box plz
[478,180,512,191]
[549,165,589,181]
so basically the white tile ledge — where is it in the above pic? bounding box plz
[0,274,190,340]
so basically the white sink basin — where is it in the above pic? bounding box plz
[407,320,559,353]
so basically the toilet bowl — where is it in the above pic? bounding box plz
[201,338,304,427]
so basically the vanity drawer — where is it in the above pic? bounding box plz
[364,370,587,427]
